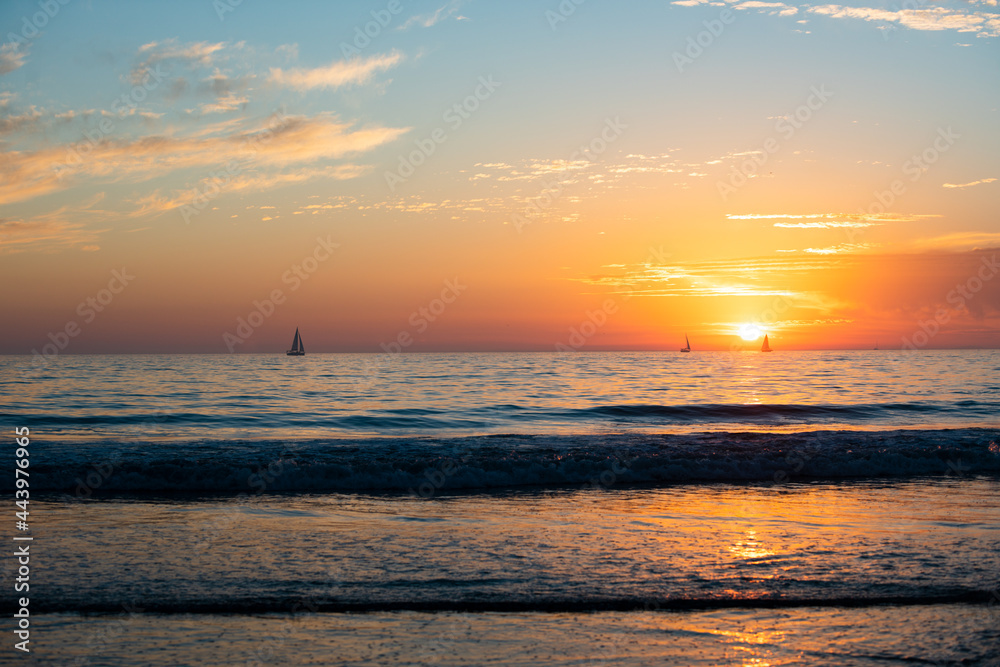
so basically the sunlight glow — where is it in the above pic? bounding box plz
[739,324,763,341]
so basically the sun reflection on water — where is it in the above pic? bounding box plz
[728,528,777,561]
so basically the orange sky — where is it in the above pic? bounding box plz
[2,1,999,353]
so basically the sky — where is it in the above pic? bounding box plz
[1,0,999,354]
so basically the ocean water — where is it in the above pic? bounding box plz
[2,351,999,665]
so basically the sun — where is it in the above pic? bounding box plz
[738,324,763,341]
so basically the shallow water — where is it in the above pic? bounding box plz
[30,605,1000,666]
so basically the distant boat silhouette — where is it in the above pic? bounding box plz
[286,327,305,356]
[680,334,691,353]
[874,340,879,350]
[761,334,772,352]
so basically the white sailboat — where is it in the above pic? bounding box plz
[761,334,772,352]
[680,334,691,353]
[286,327,305,356]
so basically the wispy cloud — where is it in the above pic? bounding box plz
[572,255,836,299]
[399,1,468,29]
[0,106,42,134]
[268,52,404,91]
[0,114,408,206]
[802,242,875,254]
[128,165,372,218]
[131,39,229,83]
[902,232,1000,252]
[0,193,111,254]
[942,177,996,189]
[808,3,1000,37]
[727,212,940,226]
[0,43,27,75]
[672,1,1000,37]
[195,92,249,115]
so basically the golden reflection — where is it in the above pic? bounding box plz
[670,619,784,667]
[727,528,777,561]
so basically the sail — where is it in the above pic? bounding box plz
[286,327,305,355]
[761,335,771,352]
[685,335,690,349]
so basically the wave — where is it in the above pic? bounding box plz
[575,402,990,421]
[14,591,997,615]
[19,428,1000,496]
[8,400,1000,432]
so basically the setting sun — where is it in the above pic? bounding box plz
[739,324,763,341]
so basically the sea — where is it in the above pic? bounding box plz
[2,350,999,666]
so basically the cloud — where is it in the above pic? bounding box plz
[573,255,835,299]
[0,114,408,206]
[808,3,1000,37]
[0,193,110,254]
[0,216,104,254]
[727,212,940,225]
[268,52,404,91]
[735,1,798,15]
[942,177,997,189]
[902,232,1000,252]
[275,43,299,61]
[131,39,228,83]
[0,43,27,75]
[196,92,249,115]
[803,243,875,254]
[399,1,468,29]
[673,1,1000,37]
[774,221,875,228]
[128,165,374,218]
[0,106,43,134]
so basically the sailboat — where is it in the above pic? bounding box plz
[874,340,879,350]
[286,327,305,356]
[761,334,772,352]
[680,334,691,353]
